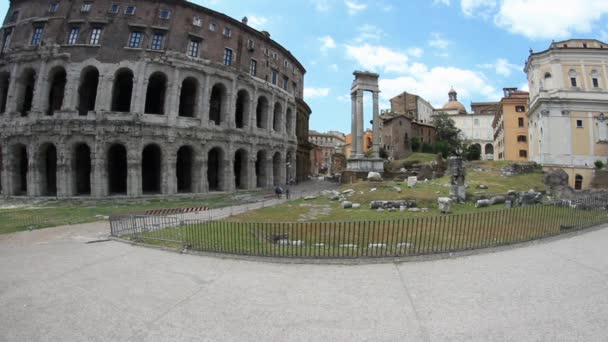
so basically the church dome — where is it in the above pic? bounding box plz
[442,87,467,113]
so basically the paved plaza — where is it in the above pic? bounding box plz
[1,221,607,341]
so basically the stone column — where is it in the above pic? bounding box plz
[5,64,19,114]
[350,92,357,158]
[31,62,48,116]
[164,154,177,195]
[167,68,180,126]
[200,159,209,192]
[355,90,364,158]
[56,145,70,197]
[192,155,204,193]
[127,152,141,197]
[248,155,257,190]
[1,146,9,196]
[200,74,211,127]
[223,157,235,192]
[27,147,38,197]
[95,73,111,112]
[63,68,79,112]
[265,156,273,187]
[226,77,237,128]
[132,62,146,114]
[372,91,380,158]
[91,155,106,197]
[249,87,258,133]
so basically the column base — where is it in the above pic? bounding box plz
[346,157,384,173]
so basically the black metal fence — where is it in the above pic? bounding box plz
[110,197,608,259]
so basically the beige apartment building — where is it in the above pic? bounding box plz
[493,88,530,161]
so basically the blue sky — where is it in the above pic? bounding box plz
[2,0,607,133]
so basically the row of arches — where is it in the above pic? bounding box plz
[1,142,293,197]
[2,65,295,133]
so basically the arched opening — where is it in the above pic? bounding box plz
[144,72,167,115]
[484,144,494,156]
[209,83,226,125]
[256,96,268,129]
[111,68,133,112]
[141,144,162,194]
[574,174,583,190]
[207,147,223,191]
[272,152,281,186]
[46,66,67,116]
[77,67,99,116]
[107,144,127,195]
[11,144,28,195]
[235,89,249,128]
[234,149,248,190]
[38,143,57,196]
[18,68,36,117]
[176,146,194,193]
[178,77,197,117]
[273,102,282,131]
[285,108,293,135]
[73,143,91,195]
[0,72,10,114]
[255,150,266,188]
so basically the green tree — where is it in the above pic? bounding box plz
[432,112,464,156]
[464,144,481,161]
[410,137,421,152]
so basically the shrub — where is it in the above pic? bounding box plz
[422,143,434,153]
[595,160,605,170]
[411,137,421,152]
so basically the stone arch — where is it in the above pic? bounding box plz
[285,107,293,135]
[256,96,269,129]
[11,144,28,195]
[72,142,91,195]
[255,150,267,188]
[209,83,227,126]
[141,144,162,194]
[178,77,198,118]
[0,71,10,114]
[17,68,36,117]
[273,102,283,131]
[484,143,494,156]
[107,143,127,195]
[575,174,583,190]
[233,148,249,190]
[144,72,168,115]
[46,66,67,116]
[37,142,58,196]
[176,145,194,193]
[272,151,281,186]
[207,147,224,191]
[235,89,250,129]
[111,68,134,112]
[77,66,99,116]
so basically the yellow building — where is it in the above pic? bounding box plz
[493,88,530,161]
[343,131,373,158]
[525,39,608,190]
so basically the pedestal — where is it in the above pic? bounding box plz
[346,157,384,173]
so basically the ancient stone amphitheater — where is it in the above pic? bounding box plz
[0,0,312,197]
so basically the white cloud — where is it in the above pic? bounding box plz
[345,43,410,73]
[494,0,608,39]
[433,0,451,5]
[428,32,450,50]
[311,0,334,12]
[247,15,268,29]
[329,64,339,72]
[407,47,424,58]
[379,67,499,110]
[319,35,337,54]
[353,24,384,43]
[305,87,331,99]
[461,0,497,17]
[344,0,367,15]
[520,83,530,92]
[337,94,351,102]
[477,58,521,77]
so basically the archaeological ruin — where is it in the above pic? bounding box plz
[0,0,312,197]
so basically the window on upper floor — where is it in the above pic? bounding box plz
[263,47,269,56]
[517,135,527,142]
[518,117,524,127]
[109,4,119,14]
[2,29,12,53]
[271,69,278,85]
[89,27,102,45]
[193,17,202,27]
[272,52,278,60]
[516,105,525,112]
[188,39,200,58]
[249,59,257,76]
[49,3,59,13]
[128,31,142,48]
[247,39,254,50]
[81,3,92,12]
[159,9,171,19]
[31,26,44,46]
[223,27,232,37]
[544,72,552,79]
[292,81,297,96]
[576,119,583,128]
[67,27,80,45]
[569,70,578,87]
[150,32,164,50]
[223,48,233,66]
[283,76,289,90]
[125,6,136,15]
[591,70,600,88]
[209,22,216,32]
